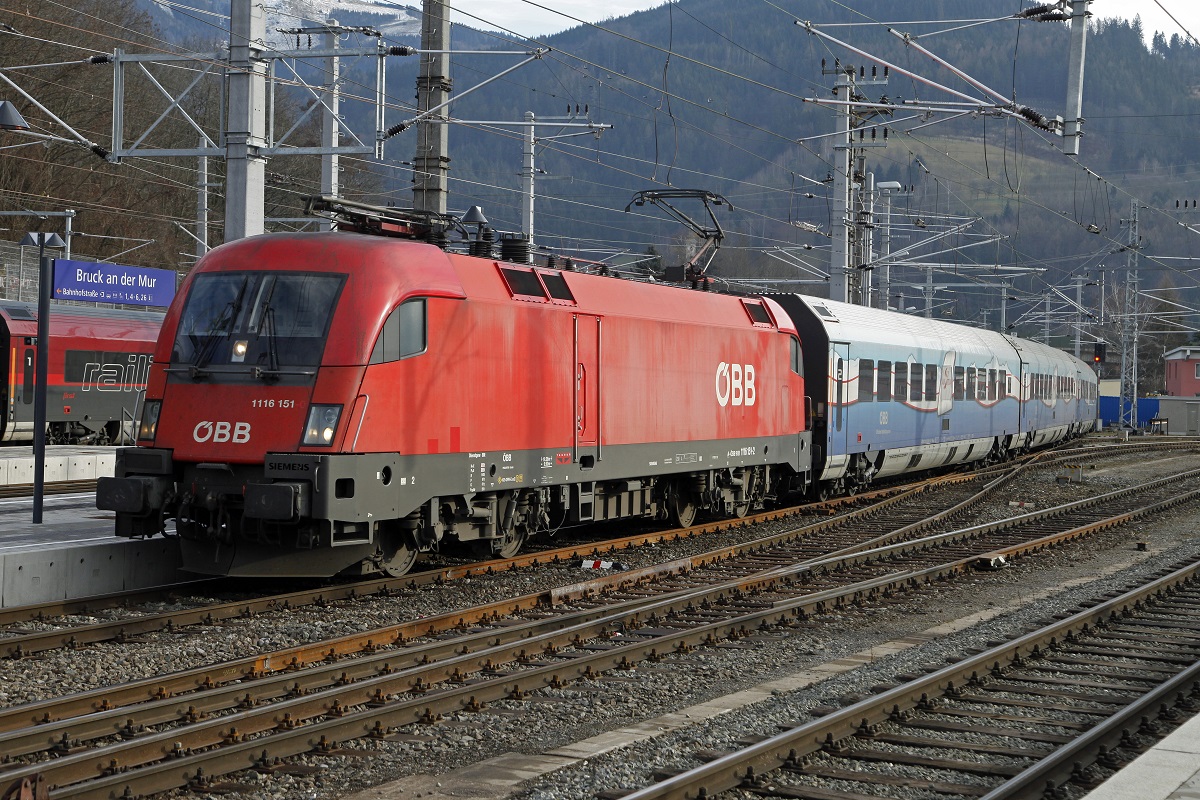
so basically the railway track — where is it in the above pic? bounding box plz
[0,462,1198,799]
[616,556,1200,800]
[0,439,1188,652]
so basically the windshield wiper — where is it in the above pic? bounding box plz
[253,303,282,382]
[191,278,249,373]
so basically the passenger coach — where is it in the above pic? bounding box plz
[1,301,160,444]
[772,295,1098,498]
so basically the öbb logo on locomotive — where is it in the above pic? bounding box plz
[715,362,757,407]
[192,420,251,444]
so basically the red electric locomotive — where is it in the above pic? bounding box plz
[1,301,161,444]
[98,201,813,577]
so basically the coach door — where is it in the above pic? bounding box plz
[574,315,601,467]
[831,342,851,455]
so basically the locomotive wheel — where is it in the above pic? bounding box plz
[472,527,526,559]
[732,500,750,518]
[494,526,526,559]
[380,532,418,577]
[670,487,697,528]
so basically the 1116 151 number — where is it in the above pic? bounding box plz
[252,399,296,409]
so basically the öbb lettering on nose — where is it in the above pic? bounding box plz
[193,420,251,443]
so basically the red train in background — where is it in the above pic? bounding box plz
[97,200,810,577]
[1,301,161,444]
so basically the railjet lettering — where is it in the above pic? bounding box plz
[715,362,756,407]
[193,420,251,443]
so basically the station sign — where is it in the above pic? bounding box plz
[52,259,177,307]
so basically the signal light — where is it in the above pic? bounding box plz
[1092,342,1106,364]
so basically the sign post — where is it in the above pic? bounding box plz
[20,232,66,524]
[27,256,174,523]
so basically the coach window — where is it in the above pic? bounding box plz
[895,362,908,401]
[965,367,976,401]
[925,364,938,401]
[953,367,965,401]
[998,369,1008,399]
[877,360,892,402]
[910,363,923,402]
[858,359,874,402]
[370,299,427,364]
[789,337,802,375]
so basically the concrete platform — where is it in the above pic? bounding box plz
[0,450,187,607]
[0,444,118,485]
[1083,712,1200,799]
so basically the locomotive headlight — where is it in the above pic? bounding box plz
[231,339,249,362]
[303,404,341,446]
[137,400,162,442]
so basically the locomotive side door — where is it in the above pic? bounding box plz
[574,314,601,466]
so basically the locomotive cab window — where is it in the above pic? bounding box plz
[370,299,427,364]
[789,337,802,375]
[171,272,344,371]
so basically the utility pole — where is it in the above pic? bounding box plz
[196,139,209,258]
[1072,274,1091,359]
[414,0,451,215]
[521,110,535,241]
[516,110,611,246]
[823,60,888,305]
[857,171,875,306]
[874,181,902,310]
[1119,201,1140,429]
[321,20,341,231]
[226,0,267,241]
[1062,0,1090,157]
[828,62,854,304]
[1043,292,1051,343]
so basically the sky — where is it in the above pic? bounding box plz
[456,0,1200,43]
